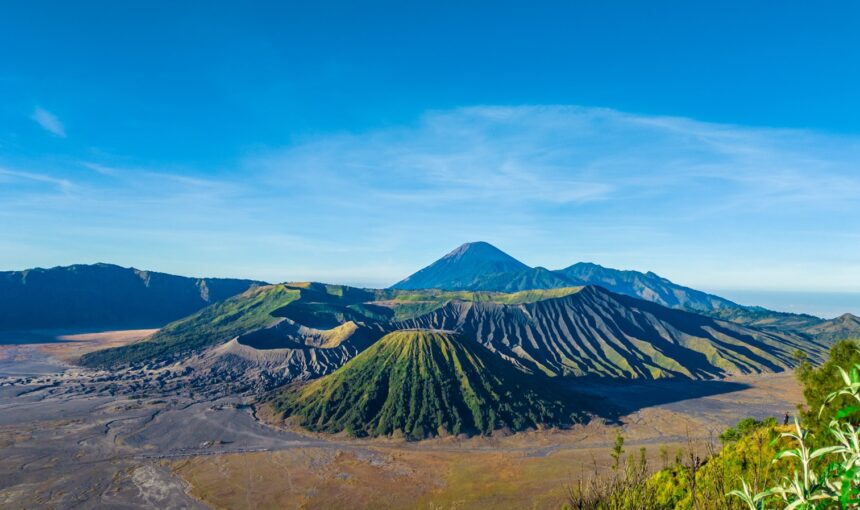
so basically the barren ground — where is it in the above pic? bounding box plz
[0,330,804,509]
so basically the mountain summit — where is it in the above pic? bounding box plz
[391,242,536,290]
[440,241,525,266]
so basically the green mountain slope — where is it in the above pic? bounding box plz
[396,286,827,379]
[270,330,585,439]
[79,281,393,367]
[372,286,584,320]
[80,284,302,366]
[473,266,580,292]
[81,281,827,382]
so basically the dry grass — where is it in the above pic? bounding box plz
[174,444,672,510]
[175,374,803,509]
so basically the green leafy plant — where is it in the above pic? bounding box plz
[720,417,778,444]
[612,432,626,471]
[729,355,860,509]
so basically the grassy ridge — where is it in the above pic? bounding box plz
[80,282,386,367]
[373,286,583,320]
[271,330,584,439]
[80,284,302,366]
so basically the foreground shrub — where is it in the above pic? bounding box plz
[565,341,860,509]
[730,356,860,508]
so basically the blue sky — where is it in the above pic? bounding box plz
[1,2,859,316]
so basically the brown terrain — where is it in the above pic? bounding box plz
[0,328,804,510]
[173,373,802,509]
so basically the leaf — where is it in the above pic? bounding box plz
[839,366,852,386]
[810,446,842,460]
[835,406,860,420]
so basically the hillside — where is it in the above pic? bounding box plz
[396,286,827,379]
[82,279,828,387]
[79,283,580,369]
[79,284,299,366]
[270,330,585,439]
[803,313,860,343]
[373,286,585,320]
[473,266,580,292]
[79,282,374,367]
[0,263,262,331]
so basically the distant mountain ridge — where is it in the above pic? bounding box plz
[391,242,740,313]
[804,313,860,344]
[556,262,738,313]
[390,242,855,334]
[0,263,264,331]
[6,243,857,350]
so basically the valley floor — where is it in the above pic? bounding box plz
[0,331,804,509]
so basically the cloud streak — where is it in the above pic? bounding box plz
[30,107,66,137]
[0,167,73,192]
[251,106,860,215]
[3,105,860,296]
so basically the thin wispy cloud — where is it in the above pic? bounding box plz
[30,107,66,137]
[3,105,860,295]
[0,167,73,192]
[251,105,860,215]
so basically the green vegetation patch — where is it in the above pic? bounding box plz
[80,284,301,367]
[373,287,583,320]
[271,330,586,440]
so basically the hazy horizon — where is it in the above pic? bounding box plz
[4,251,859,319]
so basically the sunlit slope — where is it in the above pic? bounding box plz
[271,330,585,439]
[81,281,827,383]
[396,286,827,379]
[80,284,303,366]
[803,313,860,343]
[79,283,584,367]
[374,286,584,320]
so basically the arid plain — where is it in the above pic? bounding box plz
[0,330,802,509]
